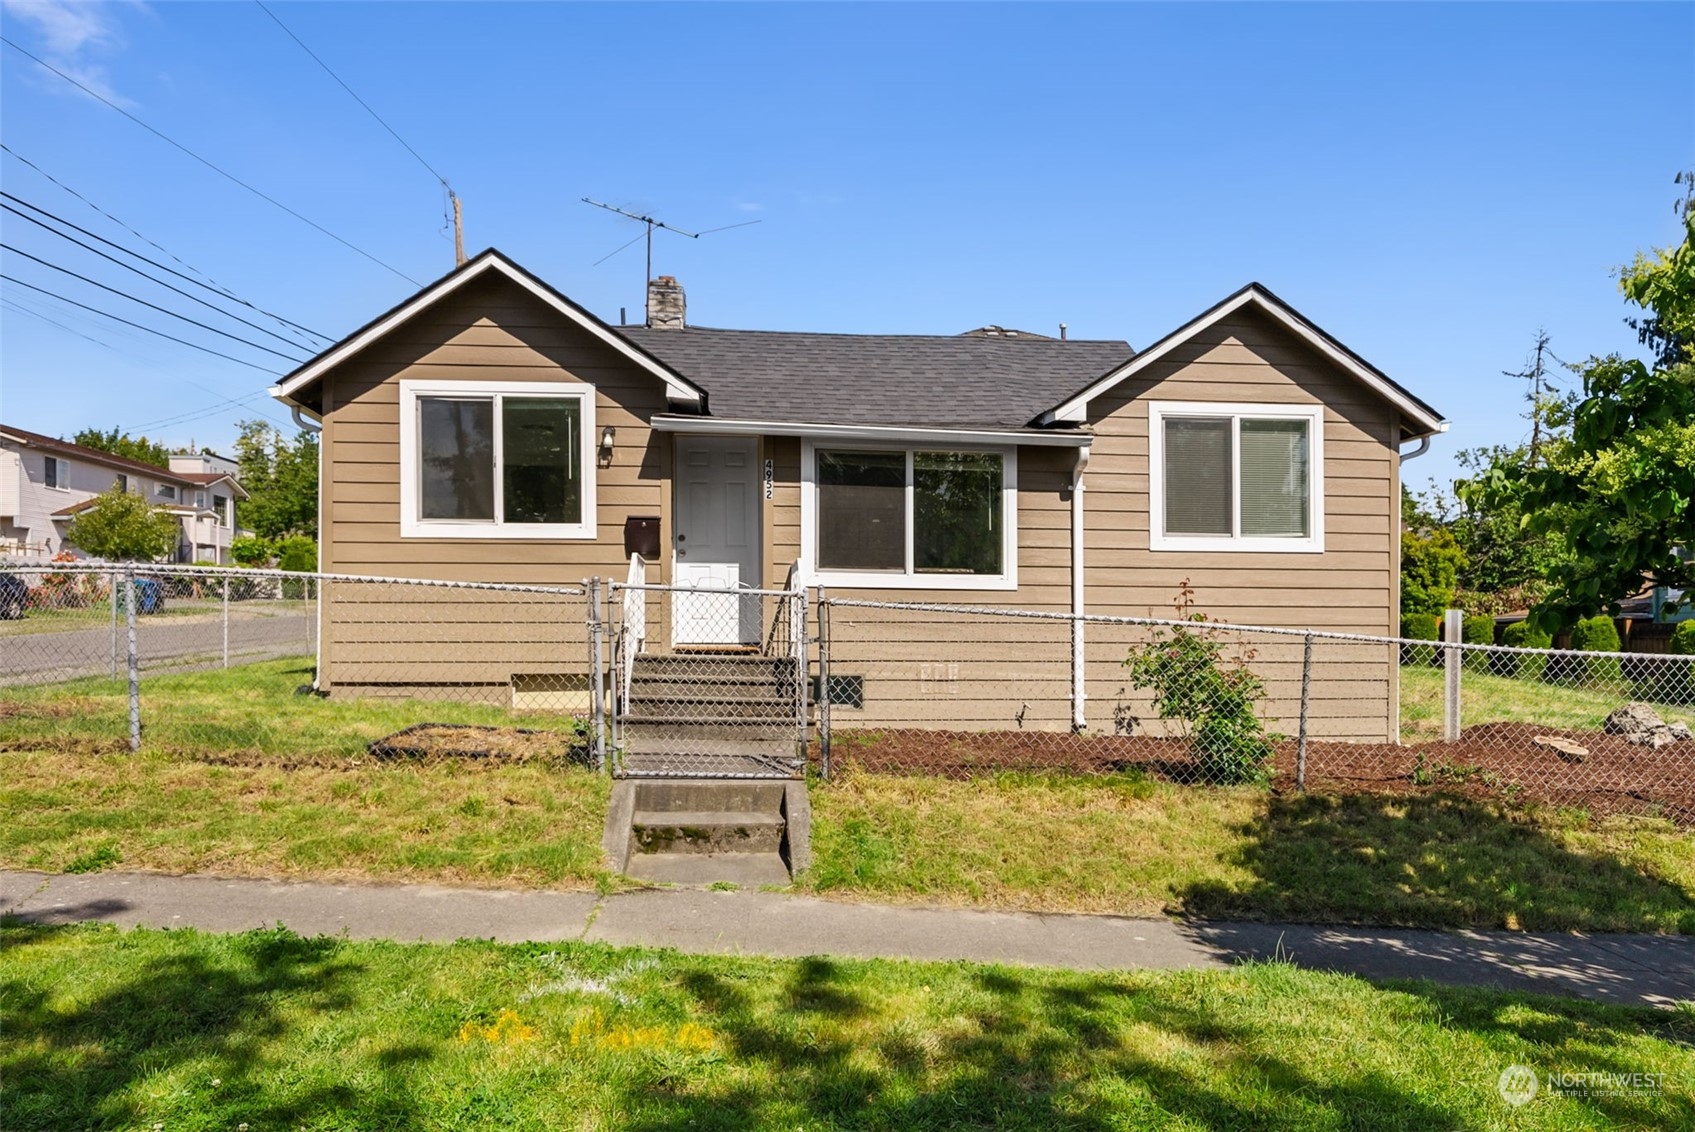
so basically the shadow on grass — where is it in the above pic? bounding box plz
[2,924,422,1130]
[1178,792,1695,934]
[644,955,1690,1130]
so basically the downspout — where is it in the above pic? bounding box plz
[1071,443,1091,731]
[1398,436,1431,463]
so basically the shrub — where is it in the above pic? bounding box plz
[276,535,317,573]
[230,536,273,567]
[1672,621,1695,656]
[1124,581,1276,785]
[1399,612,1439,666]
[1400,528,1464,617]
[1559,615,1623,687]
[1461,614,1495,672]
[1654,620,1695,704]
[1496,620,1551,680]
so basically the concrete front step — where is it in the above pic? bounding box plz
[632,810,785,854]
[621,852,793,887]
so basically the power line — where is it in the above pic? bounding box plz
[0,36,422,287]
[0,275,285,375]
[3,199,322,353]
[1,145,331,344]
[2,243,309,363]
[3,296,291,431]
[253,1,451,190]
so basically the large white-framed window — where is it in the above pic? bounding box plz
[800,439,1018,590]
[1148,400,1324,553]
[399,379,597,540]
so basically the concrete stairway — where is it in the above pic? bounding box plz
[604,778,811,887]
[620,654,804,777]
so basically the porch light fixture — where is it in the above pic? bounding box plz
[598,425,617,467]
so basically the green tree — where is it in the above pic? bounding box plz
[1400,528,1464,617]
[1490,199,1695,633]
[64,487,179,561]
[234,420,319,539]
[72,427,171,469]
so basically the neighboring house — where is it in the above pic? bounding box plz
[270,249,1447,740]
[0,426,249,564]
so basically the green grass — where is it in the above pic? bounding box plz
[0,748,611,887]
[1400,664,1695,740]
[0,657,584,760]
[5,923,1690,1131]
[803,772,1695,933]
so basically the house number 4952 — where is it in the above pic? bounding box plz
[763,458,774,500]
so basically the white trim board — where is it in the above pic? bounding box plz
[1042,285,1447,438]
[1147,400,1325,554]
[271,250,704,410]
[653,415,1091,448]
[397,378,597,540]
[800,438,1019,591]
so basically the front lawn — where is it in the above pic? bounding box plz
[4,923,1690,1130]
[0,750,611,888]
[802,771,1695,933]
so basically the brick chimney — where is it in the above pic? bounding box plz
[646,275,685,330]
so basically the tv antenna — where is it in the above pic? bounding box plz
[581,197,760,288]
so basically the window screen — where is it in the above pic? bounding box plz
[915,452,1002,574]
[419,397,494,521]
[1240,419,1310,537]
[817,451,905,570]
[1163,418,1232,536]
[502,397,580,524]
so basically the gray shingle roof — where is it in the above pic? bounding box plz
[615,327,1133,430]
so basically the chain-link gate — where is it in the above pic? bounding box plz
[606,575,809,779]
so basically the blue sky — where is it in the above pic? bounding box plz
[2,1,1690,492]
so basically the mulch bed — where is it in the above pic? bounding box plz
[826,724,1695,825]
[368,723,590,765]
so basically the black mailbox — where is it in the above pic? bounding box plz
[623,515,661,560]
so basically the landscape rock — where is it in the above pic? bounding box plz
[1603,703,1691,748]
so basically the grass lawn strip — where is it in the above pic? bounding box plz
[802,772,1695,934]
[0,750,611,888]
[4,923,1689,1130]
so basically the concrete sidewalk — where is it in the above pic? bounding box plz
[4,869,1691,1010]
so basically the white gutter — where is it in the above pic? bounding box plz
[652,414,1093,448]
[1071,444,1091,730]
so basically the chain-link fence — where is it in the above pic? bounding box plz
[4,562,1691,822]
[0,561,595,767]
[816,596,1695,824]
[608,580,808,779]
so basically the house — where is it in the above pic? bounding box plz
[0,426,248,564]
[270,249,1447,741]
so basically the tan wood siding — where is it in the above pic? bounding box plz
[318,273,667,689]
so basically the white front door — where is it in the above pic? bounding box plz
[674,436,761,646]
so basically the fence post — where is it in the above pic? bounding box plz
[125,566,140,752]
[1296,632,1313,792]
[1443,607,1463,742]
[817,587,831,781]
[795,586,810,770]
[109,568,119,680]
[222,574,230,669]
[586,577,606,774]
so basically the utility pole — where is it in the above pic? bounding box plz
[452,192,465,266]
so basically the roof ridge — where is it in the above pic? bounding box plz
[617,325,1132,346]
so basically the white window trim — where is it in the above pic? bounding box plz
[399,378,597,540]
[1147,400,1324,554]
[800,438,1018,591]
